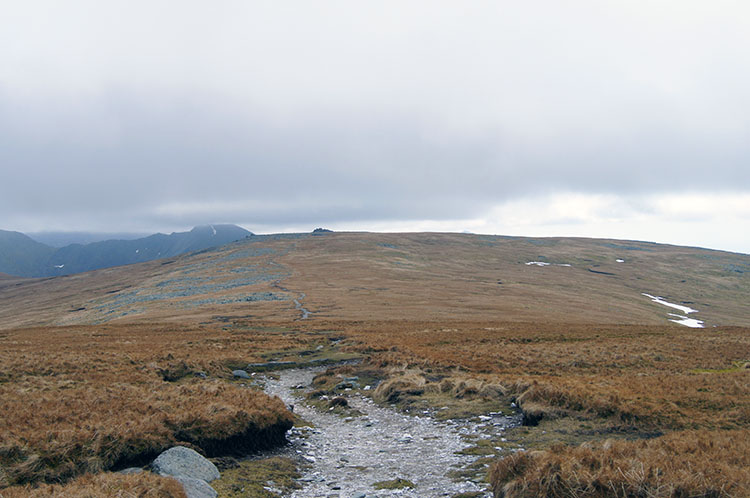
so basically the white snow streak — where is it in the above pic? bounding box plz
[642,293,703,328]
[668,313,704,328]
[642,293,698,314]
[525,262,572,267]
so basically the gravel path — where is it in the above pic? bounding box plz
[261,367,521,498]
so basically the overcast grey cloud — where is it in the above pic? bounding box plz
[1,1,749,252]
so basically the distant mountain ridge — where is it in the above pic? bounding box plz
[0,224,253,277]
[27,231,151,248]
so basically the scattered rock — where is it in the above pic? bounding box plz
[336,381,358,389]
[117,467,143,474]
[397,434,413,443]
[173,476,218,498]
[232,369,250,379]
[152,446,220,482]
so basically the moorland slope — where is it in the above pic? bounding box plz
[1,232,748,328]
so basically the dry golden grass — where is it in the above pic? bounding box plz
[0,472,186,497]
[0,323,312,488]
[327,320,750,430]
[489,430,750,497]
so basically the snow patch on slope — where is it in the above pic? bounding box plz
[642,293,703,328]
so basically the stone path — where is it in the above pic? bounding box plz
[260,367,521,498]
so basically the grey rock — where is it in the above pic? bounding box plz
[335,381,358,389]
[232,369,250,379]
[117,467,143,474]
[397,434,413,443]
[173,476,218,498]
[152,446,220,482]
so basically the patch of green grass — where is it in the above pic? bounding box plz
[246,345,362,372]
[502,417,662,451]
[390,391,512,420]
[456,441,496,456]
[373,478,416,490]
[303,396,364,417]
[691,361,749,374]
[447,457,495,482]
[210,457,301,498]
[292,414,315,428]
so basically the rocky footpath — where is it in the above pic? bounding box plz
[260,367,522,498]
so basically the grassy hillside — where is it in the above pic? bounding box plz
[1,232,747,328]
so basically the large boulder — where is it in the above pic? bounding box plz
[151,446,220,482]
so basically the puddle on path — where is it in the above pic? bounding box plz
[259,367,521,498]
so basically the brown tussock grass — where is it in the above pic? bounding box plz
[0,323,311,487]
[373,371,428,403]
[0,472,186,498]
[329,320,750,430]
[489,430,750,497]
[316,320,750,495]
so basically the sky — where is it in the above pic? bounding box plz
[1,1,749,253]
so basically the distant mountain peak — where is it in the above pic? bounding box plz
[0,224,254,277]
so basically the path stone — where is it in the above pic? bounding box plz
[117,467,143,474]
[173,476,218,498]
[152,446,220,482]
[232,369,251,379]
